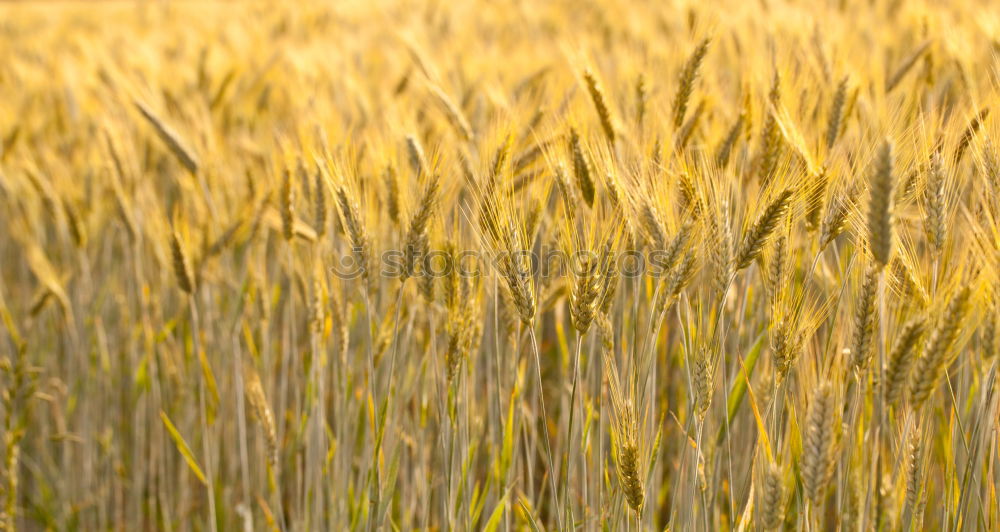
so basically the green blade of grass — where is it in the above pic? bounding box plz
[160,410,207,485]
[715,330,766,447]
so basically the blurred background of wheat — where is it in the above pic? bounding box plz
[2,0,1000,530]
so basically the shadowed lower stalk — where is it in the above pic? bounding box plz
[867,267,890,530]
[491,277,510,532]
[368,177,439,525]
[306,260,326,530]
[368,283,404,531]
[711,268,740,528]
[528,326,563,531]
[563,333,585,527]
[359,284,379,532]
[232,333,254,531]
[447,376,460,530]
[188,297,219,532]
[865,139,894,528]
[170,228,220,531]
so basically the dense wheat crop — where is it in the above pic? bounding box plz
[2,0,1000,530]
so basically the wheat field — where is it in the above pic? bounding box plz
[1,0,999,530]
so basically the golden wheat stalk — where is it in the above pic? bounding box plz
[673,38,711,129]
[582,69,616,145]
[736,189,793,271]
[868,139,895,267]
[134,100,199,174]
[909,286,972,407]
[802,381,836,505]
